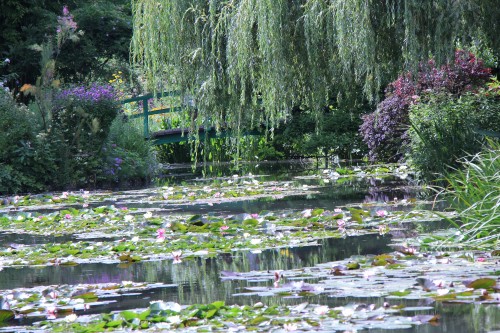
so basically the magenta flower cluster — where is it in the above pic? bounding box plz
[57,6,77,34]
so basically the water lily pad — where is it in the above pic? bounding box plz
[464,278,496,290]
[0,310,14,322]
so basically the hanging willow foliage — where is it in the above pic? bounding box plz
[131,0,499,152]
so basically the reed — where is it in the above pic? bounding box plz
[444,140,500,248]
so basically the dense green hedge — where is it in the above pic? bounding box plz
[408,87,500,178]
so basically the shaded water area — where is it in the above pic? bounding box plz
[1,161,499,332]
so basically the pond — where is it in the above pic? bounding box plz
[0,161,498,332]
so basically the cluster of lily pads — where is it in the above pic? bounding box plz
[6,245,497,332]
[0,193,447,268]
[1,168,497,332]
[28,299,446,332]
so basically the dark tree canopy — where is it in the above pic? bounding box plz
[0,0,132,86]
[131,0,500,137]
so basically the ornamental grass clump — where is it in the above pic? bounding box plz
[445,141,500,249]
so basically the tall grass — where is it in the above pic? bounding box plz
[444,140,500,248]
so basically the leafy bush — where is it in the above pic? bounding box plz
[50,83,120,187]
[100,117,158,186]
[444,140,500,248]
[275,106,366,160]
[360,50,491,162]
[408,84,500,178]
[0,90,57,193]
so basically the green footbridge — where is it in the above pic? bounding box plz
[121,91,261,145]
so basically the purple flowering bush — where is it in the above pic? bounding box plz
[50,83,121,186]
[53,83,119,143]
[360,50,491,162]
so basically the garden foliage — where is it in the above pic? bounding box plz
[275,106,366,160]
[444,140,500,248]
[0,5,156,194]
[101,117,158,185]
[0,90,57,193]
[360,50,492,162]
[409,86,500,178]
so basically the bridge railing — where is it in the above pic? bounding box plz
[120,91,261,144]
[120,91,182,139]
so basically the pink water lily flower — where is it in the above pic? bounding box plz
[64,214,72,219]
[220,225,229,232]
[172,250,182,264]
[45,305,57,320]
[156,228,166,241]
[378,224,389,235]
[376,209,388,217]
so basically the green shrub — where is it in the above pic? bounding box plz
[444,141,500,248]
[360,50,491,162]
[50,84,120,187]
[408,87,500,179]
[99,117,158,186]
[275,106,366,160]
[0,90,57,193]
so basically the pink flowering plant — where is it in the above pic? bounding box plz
[360,50,491,162]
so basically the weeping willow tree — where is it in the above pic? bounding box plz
[131,0,499,158]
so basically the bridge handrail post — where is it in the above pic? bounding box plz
[143,98,149,139]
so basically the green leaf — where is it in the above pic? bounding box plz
[139,309,151,321]
[121,310,139,321]
[248,316,269,325]
[311,209,324,217]
[346,262,360,270]
[0,310,14,322]
[105,319,123,328]
[205,308,218,319]
[211,301,225,309]
[389,290,411,297]
[72,292,98,302]
[464,278,496,290]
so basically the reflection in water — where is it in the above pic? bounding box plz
[1,233,498,332]
[1,162,486,332]
[0,235,391,291]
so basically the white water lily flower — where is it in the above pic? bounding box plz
[124,215,134,222]
[341,307,354,317]
[168,315,182,324]
[250,238,262,245]
[284,323,298,331]
[302,209,312,218]
[314,305,329,315]
[243,233,251,238]
[437,288,449,296]
[143,211,153,219]
[131,236,139,242]
[65,314,78,322]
